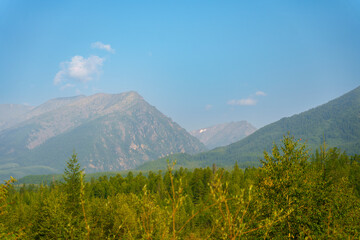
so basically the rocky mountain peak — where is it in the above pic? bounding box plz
[191,121,257,149]
[0,91,206,180]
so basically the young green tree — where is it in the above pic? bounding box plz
[255,135,310,238]
[63,152,83,216]
[255,135,360,238]
[0,177,25,239]
[63,152,90,239]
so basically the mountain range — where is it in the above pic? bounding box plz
[0,92,206,180]
[137,85,360,171]
[190,121,256,149]
[2,86,360,180]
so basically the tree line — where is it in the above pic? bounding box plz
[1,135,360,239]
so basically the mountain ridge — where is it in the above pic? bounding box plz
[190,121,256,149]
[0,91,206,180]
[137,85,360,171]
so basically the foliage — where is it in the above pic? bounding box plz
[0,177,25,239]
[138,86,360,171]
[63,152,83,216]
[255,135,360,238]
[2,136,360,239]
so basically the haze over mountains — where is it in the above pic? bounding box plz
[190,121,256,149]
[0,92,206,180]
[2,86,360,180]
[138,85,360,171]
[0,104,34,131]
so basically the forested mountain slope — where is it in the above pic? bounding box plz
[138,86,360,170]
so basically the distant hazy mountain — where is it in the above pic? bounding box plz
[190,121,256,149]
[0,104,34,131]
[138,85,360,171]
[0,92,206,180]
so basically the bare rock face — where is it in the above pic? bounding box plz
[0,92,206,180]
[190,121,257,149]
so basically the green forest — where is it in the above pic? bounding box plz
[1,136,360,239]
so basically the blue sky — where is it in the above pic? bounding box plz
[1,1,359,131]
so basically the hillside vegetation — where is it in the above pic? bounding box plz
[139,86,360,170]
[1,136,359,239]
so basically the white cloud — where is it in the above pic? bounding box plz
[256,91,267,96]
[54,71,65,85]
[60,83,75,90]
[75,89,82,95]
[205,104,213,110]
[227,98,257,106]
[91,41,115,53]
[54,55,104,85]
[92,87,103,93]
[228,90,267,106]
